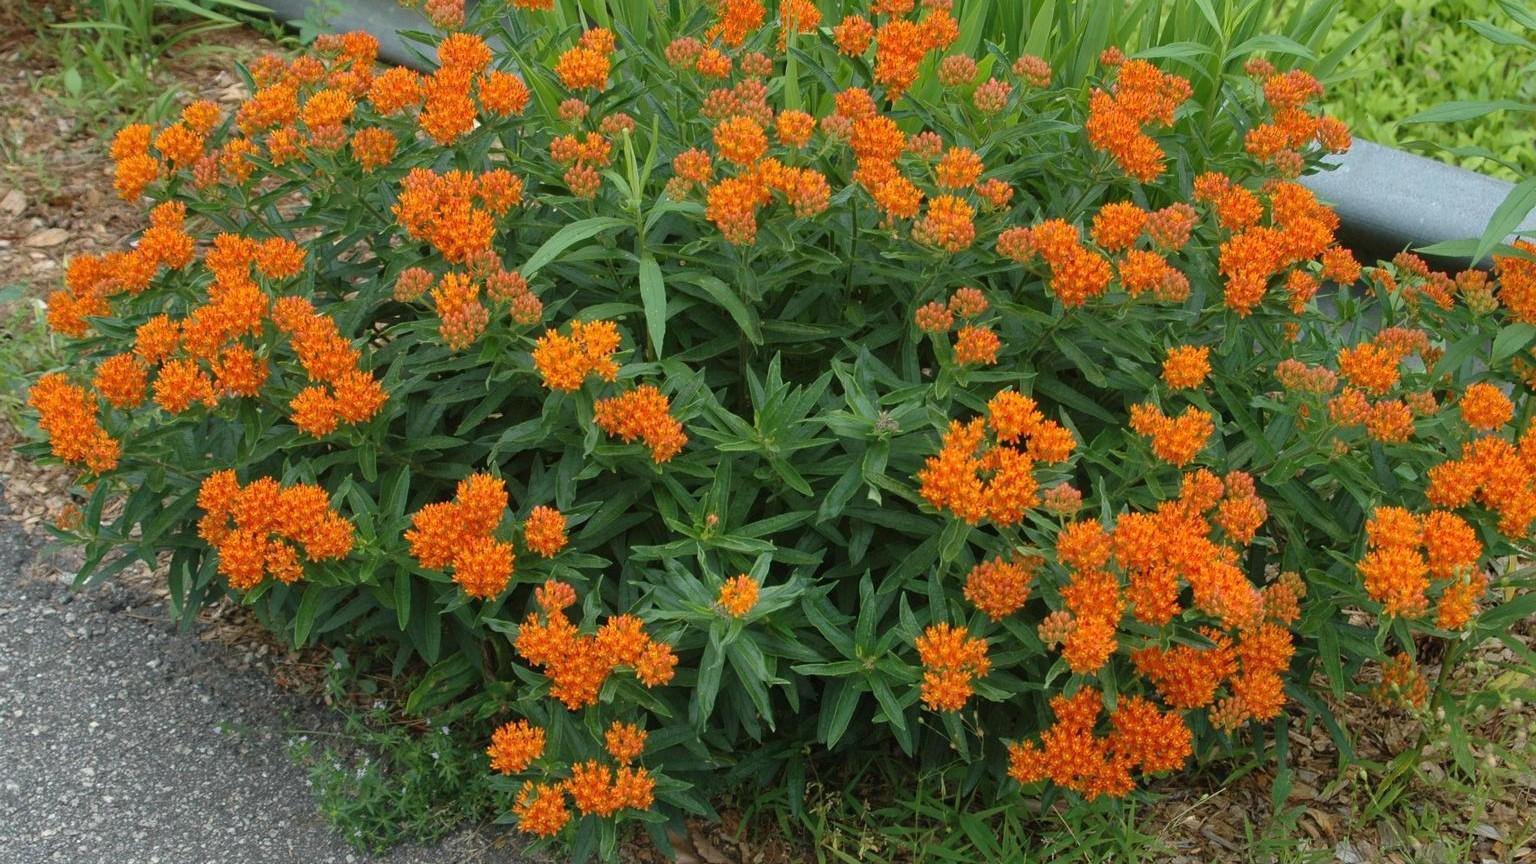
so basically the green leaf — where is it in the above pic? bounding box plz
[1477,177,1536,263]
[1400,99,1534,125]
[519,217,630,279]
[293,586,329,647]
[638,253,666,359]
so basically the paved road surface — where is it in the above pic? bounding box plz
[0,481,527,864]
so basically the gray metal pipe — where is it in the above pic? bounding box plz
[1299,138,1536,268]
[254,1,1534,269]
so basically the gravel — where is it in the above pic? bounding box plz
[0,482,528,864]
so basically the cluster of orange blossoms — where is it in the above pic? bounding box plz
[915,622,990,711]
[1084,57,1191,181]
[915,286,1000,366]
[405,473,568,600]
[1195,172,1351,317]
[393,167,520,265]
[532,319,622,391]
[1243,64,1352,174]
[1309,326,1437,445]
[196,470,355,590]
[1128,403,1215,467]
[1427,421,1536,539]
[998,199,1198,308]
[514,580,677,710]
[1007,688,1192,800]
[917,390,1076,525]
[487,716,656,837]
[1358,507,1485,628]
[46,197,385,443]
[28,375,121,474]
[717,574,761,617]
[594,385,689,463]
[271,297,387,437]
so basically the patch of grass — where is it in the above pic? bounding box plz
[0,287,61,428]
[287,649,502,854]
[1323,0,1536,179]
[26,0,274,128]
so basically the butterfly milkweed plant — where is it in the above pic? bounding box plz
[21,0,1536,857]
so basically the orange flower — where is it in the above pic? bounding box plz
[604,721,647,765]
[915,623,989,711]
[28,373,120,474]
[555,45,610,91]
[1129,403,1213,467]
[478,70,530,115]
[914,194,976,252]
[776,110,815,148]
[513,781,570,837]
[713,115,767,166]
[532,318,621,391]
[93,353,149,409]
[1090,201,1148,252]
[522,505,568,558]
[487,720,545,774]
[718,574,760,618]
[350,127,397,172]
[952,324,999,365]
[1358,542,1430,618]
[593,384,688,463]
[935,147,983,189]
[1161,345,1210,390]
[833,14,874,56]
[963,556,1036,621]
[450,536,515,599]
[1459,382,1513,431]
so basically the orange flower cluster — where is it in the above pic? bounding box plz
[1243,70,1348,176]
[1357,506,1484,627]
[1007,688,1192,800]
[405,473,515,599]
[963,556,1038,621]
[28,374,120,474]
[500,716,656,838]
[394,167,520,264]
[718,574,760,617]
[917,391,1075,525]
[997,219,1117,307]
[514,580,677,709]
[1198,177,1345,316]
[1426,426,1536,537]
[555,28,615,91]
[915,287,1001,364]
[1373,652,1428,708]
[593,385,688,463]
[48,201,196,338]
[196,470,354,590]
[1128,403,1214,467]
[1459,382,1514,431]
[487,719,546,774]
[915,623,989,711]
[1313,327,1435,445]
[532,319,621,391]
[1495,240,1536,324]
[1084,60,1191,182]
[522,506,568,558]
[1033,475,1300,742]
[1161,345,1211,390]
[271,297,387,437]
